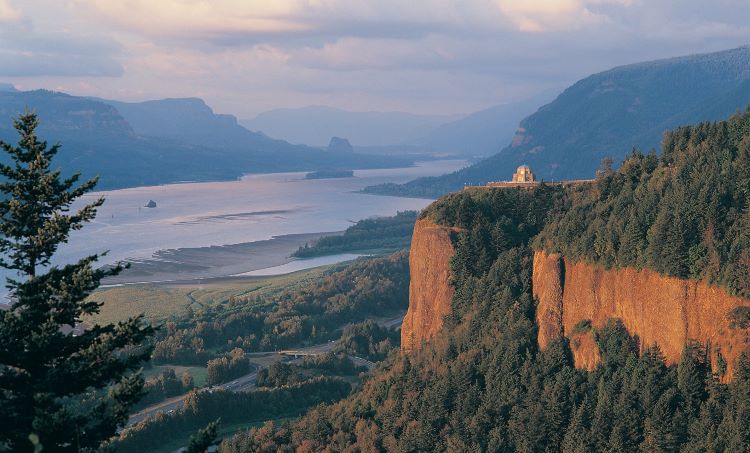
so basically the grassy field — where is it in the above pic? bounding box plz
[85,264,347,327]
[144,365,209,387]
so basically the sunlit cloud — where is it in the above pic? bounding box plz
[2,0,749,118]
[494,0,636,32]
[77,0,504,43]
[79,1,311,38]
[0,0,20,22]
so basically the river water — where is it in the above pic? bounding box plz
[15,159,465,287]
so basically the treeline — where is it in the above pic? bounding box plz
[361,178,456,199]
[134,369,194,410]
[293,211,417,257]
[151,252,409,366]
[115,377,351,452]
[334,320,400,361]
[256,353,363,388]
[207,348,251,386]
[304,169,353,179]
[221,180,750,451]
[537,108,750,297]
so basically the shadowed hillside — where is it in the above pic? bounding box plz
[0,90,411,189]
[365,46,750,198]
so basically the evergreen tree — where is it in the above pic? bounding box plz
[562,399,593,453]
[0,113,153,451]
[185,420,219,453]
[677,342,709,418]
[182,370,195,390]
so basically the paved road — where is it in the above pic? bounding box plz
[348,355,376,369]
[382,314,405,329]
[127,367,261,427]
[276,341,337,357]
[127,394,188,426]
[126,313,405,427]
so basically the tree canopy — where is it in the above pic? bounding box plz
[0,113,153,452]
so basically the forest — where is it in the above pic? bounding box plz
[536,107,750,298]
[115,377,351,452]
[293,211,417,257]
[219,111,750,452]
[151,252,409,365]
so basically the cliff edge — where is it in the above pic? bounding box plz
[533,250,750,379]
[401,218,456,351]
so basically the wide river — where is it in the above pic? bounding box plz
[31,159,465,286]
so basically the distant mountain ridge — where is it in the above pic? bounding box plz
[242,106,458,147]
[365,46,750,197]
[0,89,411,189]
[243,94,553,158]
[103,97,283,151]
[413,90,557,157]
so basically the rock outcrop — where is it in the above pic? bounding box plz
[533,251,750,379]
[401,219,457,351]
[327,137,354,153]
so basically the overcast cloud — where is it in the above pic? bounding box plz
[0,0,749,117]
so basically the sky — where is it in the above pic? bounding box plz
[1,1,749,118]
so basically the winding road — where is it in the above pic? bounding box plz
[126,312,403,427]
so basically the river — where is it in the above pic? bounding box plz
[19,159,466,287]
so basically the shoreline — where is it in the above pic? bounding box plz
[102,231,343,286]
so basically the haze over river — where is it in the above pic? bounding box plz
[26,159,466,286]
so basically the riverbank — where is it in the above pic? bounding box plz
[102,231,342,286]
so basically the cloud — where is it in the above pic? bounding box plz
[79,1,312,38]
[494,0,636,32]
[0,26,124,77]
[77,0,506,45]
[0,0,20,22]
[77,0,641,44]
[5,0,750,119]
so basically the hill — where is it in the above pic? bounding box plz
[220,110,750,452]
[104,97,289,150]
[365,46,750,198]
[413,90,557,157]
[0,90,411,189]
[241,105,457,147]
[242,95,552,159]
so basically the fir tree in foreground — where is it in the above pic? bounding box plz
[0,113,153,451]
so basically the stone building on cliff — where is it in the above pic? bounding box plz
[512,165,536,183]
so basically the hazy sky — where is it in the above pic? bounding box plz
[1,1,749,118]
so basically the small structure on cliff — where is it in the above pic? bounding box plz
[464,165,593,190]
[512,165,536,183]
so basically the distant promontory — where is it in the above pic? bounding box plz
[326,137,353,153]
[305,169,354,180]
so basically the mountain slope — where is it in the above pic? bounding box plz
[366,46,750,197]
[221,109,750,453]
[414,91,556,157]
[104,97,290,151]
[242,105,458,147]
[0,90,411,189]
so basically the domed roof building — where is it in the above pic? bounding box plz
[512,165,536,183]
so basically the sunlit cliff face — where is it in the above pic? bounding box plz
[401,218,456,351]
[404,220,750,381]
[533,251,750,381]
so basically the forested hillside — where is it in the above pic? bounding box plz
[293,211,417,257]
[366,46,750,198]
[149,252,409,365]
[0,90,411,189]
[220,111,750,452]
[536,108,750,298]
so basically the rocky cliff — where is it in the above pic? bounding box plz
[403,220,750,378]
[401,218,457,351]
[533,251,750,379]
